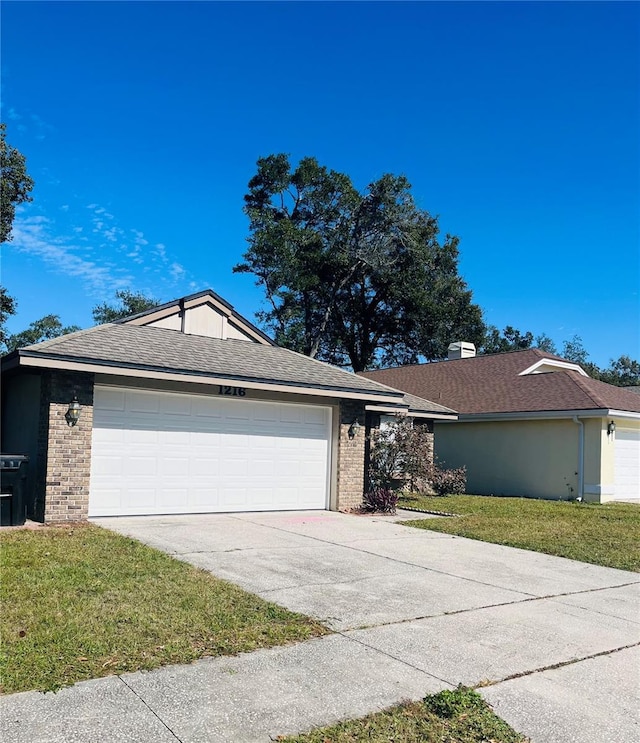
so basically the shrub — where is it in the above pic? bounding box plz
[369,417,433,491]
[362,487,398,514]
[430,464,467,496]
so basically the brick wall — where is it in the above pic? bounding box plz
[336,399,367,511]
[36,370,95,522]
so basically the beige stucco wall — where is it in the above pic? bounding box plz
[434,417,607,502]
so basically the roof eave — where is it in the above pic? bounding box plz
[13,351,406,403]
[450,409,618,422]
[364,403,458,419]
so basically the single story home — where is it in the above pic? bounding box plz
[1,289,456,522]
[361,344,640,503]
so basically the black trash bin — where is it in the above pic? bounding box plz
[0,454,29,526]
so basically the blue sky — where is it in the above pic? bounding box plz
[2,1,638,366]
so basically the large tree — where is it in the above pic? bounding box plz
[599,355,640,387]
[92,289,159,324]
[480,325,534,354]
[1,123,34,243]
[235,154,484,371]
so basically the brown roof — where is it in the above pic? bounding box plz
[360,349,640,415]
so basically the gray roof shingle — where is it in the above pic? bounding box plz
[14,324,452,414]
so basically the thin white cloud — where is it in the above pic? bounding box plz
[6,107,55,140]
[170,262,186,280]
[10,197,206,301]
[10,215,134,296]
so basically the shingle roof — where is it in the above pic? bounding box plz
[12,323,449,413]
[401,391,455,415]
[360,348,640,415]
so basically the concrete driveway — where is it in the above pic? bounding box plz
[3,510,639,743]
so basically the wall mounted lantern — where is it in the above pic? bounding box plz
[65,396,82,427]
[607,421,616,436]
[348,419,361,439]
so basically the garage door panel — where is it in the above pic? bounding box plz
[91,455,122,476]
[159,395,192,416]
[252,459,275,477]
[127,488,157,508]
[193,398,222,418]
[97,388,126,411]
[304,407,327,425]
[254,406,279,423]
[124,456,157,477]
[90,387,331,516]
[614,429,639,501]
[158,489,189,508]
[128,391,160,413]
[193,488,219,507]
[191,457,219,477]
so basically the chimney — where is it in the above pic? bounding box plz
[448,341,476,360]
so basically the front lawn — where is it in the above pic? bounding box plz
[399,494,640,572]
[0,524,328,694]
[282,686,528,742]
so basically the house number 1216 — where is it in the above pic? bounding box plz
[218,386,247,397]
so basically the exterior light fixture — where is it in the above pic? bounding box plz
[348,419,361,439]
[65,396,81,427]
[607,421,616,436]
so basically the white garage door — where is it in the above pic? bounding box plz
[89,386,331,516]
[614,428,640,501]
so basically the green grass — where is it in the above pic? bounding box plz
[0,524,328,694]
[281,686,528,742]
[399,494,640,572]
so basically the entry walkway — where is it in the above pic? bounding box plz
[2,510,639,742]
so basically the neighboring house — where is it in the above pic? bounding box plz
[361,344,640,503]
[0,289,455,522]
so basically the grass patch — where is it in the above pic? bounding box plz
[0,524,328,694]
[399,494,640,572]
[281,686,528,742]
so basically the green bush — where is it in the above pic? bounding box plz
[430,464,467,496]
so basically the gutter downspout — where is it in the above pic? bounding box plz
[572,416,584,502]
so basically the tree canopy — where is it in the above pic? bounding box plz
[0,288,160,353]
[92,289,159,324]
[1,123,34,244]
[4,314,80,352]
[479,325,639,387]
[0,287,17,347]
[235,154,484,371]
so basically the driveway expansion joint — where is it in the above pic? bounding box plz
[473,641,640,690]
[329,580,640,633]
[336,630,454,688]
[117,675,184,742]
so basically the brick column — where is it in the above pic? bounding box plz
[37,370,95,522]
[336,399,367,511]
